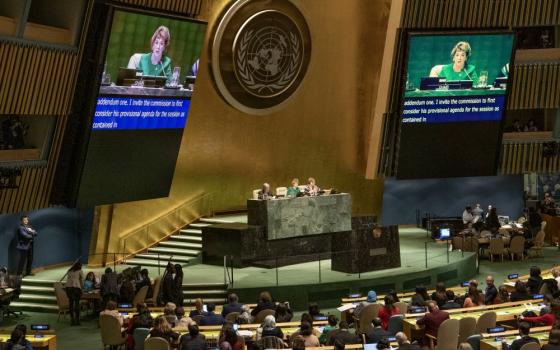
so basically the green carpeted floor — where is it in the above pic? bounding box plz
[2,226,560,349]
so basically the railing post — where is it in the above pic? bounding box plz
[158,253,161,277]
[318,258,322,283]
[425,242,428,268]
[224,256,227,286]
[113,253,116,271]
[230,256,234,286]
[446,239,450,263]
[275,257,279,286]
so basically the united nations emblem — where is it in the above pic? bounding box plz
[210,0,311,115]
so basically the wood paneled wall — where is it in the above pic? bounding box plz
[401,0,560,28]
[0,42,78,214]
[501,141,560,174]
[112,0,205,18]
[509,63,560,109]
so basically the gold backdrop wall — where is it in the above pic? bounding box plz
[94,0,391,255]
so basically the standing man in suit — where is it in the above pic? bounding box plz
[16,215,37,276]
[416,301,449,345]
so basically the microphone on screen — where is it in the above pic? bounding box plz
[463,68,473,81]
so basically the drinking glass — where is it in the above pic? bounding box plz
[478,71,488,88]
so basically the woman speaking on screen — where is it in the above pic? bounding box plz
[132,26,173,80]
[429,41,478,82]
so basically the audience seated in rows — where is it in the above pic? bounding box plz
[431,283,448,308]
[441,290,462,310]
[319,315,339,344]
[411,286,430,307]
[251,291,276,317]
[396,331,421,350]
[125,303,153,349]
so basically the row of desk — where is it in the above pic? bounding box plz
[0,334,57,350]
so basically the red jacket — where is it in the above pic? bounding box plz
[416,309,450,338]
[378,306,401,330]
[523,313,556,326]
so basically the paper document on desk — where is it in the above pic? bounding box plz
[238,330,253,337]
[337,303,355,312]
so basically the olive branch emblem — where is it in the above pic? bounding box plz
[235,29,301,95]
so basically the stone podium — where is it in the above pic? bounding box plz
[247,193,352,240]
[331,215,401,273]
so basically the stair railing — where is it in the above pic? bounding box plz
[116,193,214,265]
[223,255,233,288]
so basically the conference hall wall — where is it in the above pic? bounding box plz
[382,175,524,225]
[90,0,390,257]
[0,208,93,273]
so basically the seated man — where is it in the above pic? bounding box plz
[199,303,224,326]
[326,321,359,346]
[416,301,449,345]
[395,332,421,350]
[221,293,244,317]
[440,290,462,310]
[258,183,274,200]
[366,318,391,344]
[503,322,540,350]
[180,324,207,350]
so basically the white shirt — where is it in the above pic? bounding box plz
[462,210,474,224]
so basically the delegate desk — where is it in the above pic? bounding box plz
[480,326,551,350]
[247,193,352,240]
[402,300,544,339]
[340,285,466,304]
[0,334,57,350]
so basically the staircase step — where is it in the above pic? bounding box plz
[180,228,202,235]
[182,283,228,288]
[21,285,55,295]
[169,235,202,243]
[189,223,212,228]
[158,241,202,249]
[182,290,228,296]
[147,247,200,256]
[18,294,57,304]
[126,258,191,267]
[10,302,58,312]
[20,278,57,286]
[134,254,195,263]
[199,218,235,224]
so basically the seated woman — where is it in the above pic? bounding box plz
[5,327,32,350]
[100,300,124,326]
[463,285,484,308]
[521,306,556,326]
[129,26,172,81]
[83,272,98,292]
[510,281,531,301]
[297,322,320,347]
[410,286,430,307]
[219,324,244,350]
[163,302,178,327]
[526,266,543,295]
[304,178,320,196]
[431,282,447,308]
[176,306,194,328]
[493,286,510,304]
[149,316,180,346]
[287,178,301,198]
[378,295,400,330]
[256,315,284,341]
[126,303,154,349]
[429,41,478,83]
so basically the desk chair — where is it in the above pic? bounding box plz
[466,334,481,350]
[475,311,496,334]
[225,312,240,323]
[133,286,149,306]
[144,337,170,350]
[100,314,127,349]
[354,303,380,335]
[394,301,408,315]
[509,236,525,260]
[252,189,260,200]
[489,238,505,262]
[387,314,404,335]
[528,231,545,258]
[254,309,275,324]
[146,277,161,306]
[426,318,459,350]
[458,317,476,343]
[519,342,541,350]
[134,328,150,350]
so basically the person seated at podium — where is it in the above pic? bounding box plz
[129,26,173,81]
[258,183,274,200]
[287,178,301,198]
[429,41,478,83]
[304,177,320,196]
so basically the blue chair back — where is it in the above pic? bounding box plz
[134,327,151,350]
[466,334,481,350]
[387,314,404,335]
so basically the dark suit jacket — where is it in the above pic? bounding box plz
[199,312,225,326]
[180,334,207,350]
[326,329,360,346]
[507,335,540,350]
[416,310,449,338]
[17,225,34,250]
[398,342,422,350]
[251,300,276,316]
[221,302,244,317]
[485,285,498,304]
[440,301,462,310]
[365,327,392,344]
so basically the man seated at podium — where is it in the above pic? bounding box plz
[429,41,478,83]
[304,177,320,196]
[258,183,274,200]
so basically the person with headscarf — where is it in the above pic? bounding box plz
[353,290,377,318]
